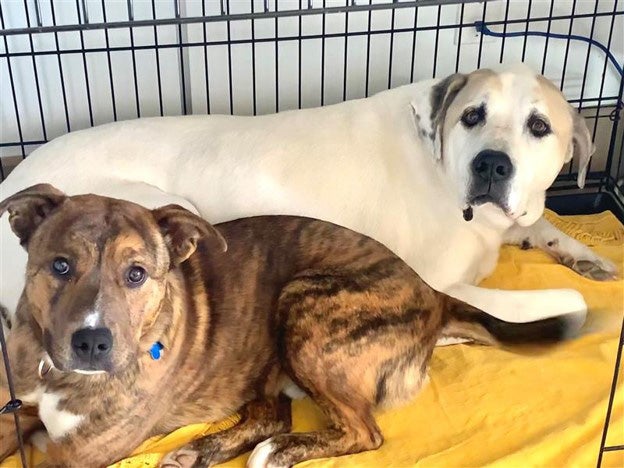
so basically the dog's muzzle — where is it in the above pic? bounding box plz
[465,149,514,219]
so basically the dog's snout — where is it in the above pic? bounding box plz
[71,327,113,362]
[471,150,513,182]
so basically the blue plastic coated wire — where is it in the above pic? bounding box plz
[475,21,624,78]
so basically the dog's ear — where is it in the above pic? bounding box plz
[410,73,467,161]
[566,110,595,189]
[0,183,67,247]
[152,204,227,266]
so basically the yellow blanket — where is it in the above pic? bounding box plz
[3,210,623,468]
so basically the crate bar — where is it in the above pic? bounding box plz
[0,9,621,41]
[410,3,419,81]
[175,0,188,115]
[342,0,349,101]
[102,0,119,120]
[573,0,598,179]
[151,0,165,116]
[454,2,463,72]
[596,315,624,467]
[498,0,510,63]
[22,0,48,141]
[297,0,302,110]
[559,0,578,93]
[603,445,624,452]
[50,1,71,132]
[616,110,624,181]
[321,0,326,106]
[0,140,46,148]
[578,0,599,112]
[75,0,94,127]
[0,3,26,159]
[0,10,619,37]
[521,0,532,61]
[226,0,234,114]
[540,0,555,74]
[127,0,141,117]
[589,0,620,184]
[4,13,624,61]
[364,2,372,96]
[476,1,486,68]
[0,317,27,468]
[432,5,442,75]
[252,0,258,115]
[603,75,624,193]
[388,5,397,87]
[274,0,279,112]
[0,0,485,37]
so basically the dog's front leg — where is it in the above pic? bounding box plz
[504,216,618,280]
[160,396,292,468]
[0,389,42,462]
[38,413,157,468]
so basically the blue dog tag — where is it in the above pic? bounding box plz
[149,342,164,360]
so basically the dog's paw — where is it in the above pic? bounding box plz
[559,255,619,281]
[247,438,287,468]
[160,448,200,468]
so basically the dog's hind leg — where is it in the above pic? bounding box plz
[256,268,436,466]
[160,395,292,468]
[247,392,383,468]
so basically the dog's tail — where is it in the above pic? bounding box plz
[441,297,585,346]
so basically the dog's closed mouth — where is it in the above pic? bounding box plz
[463,194,512,221]
[39,356,108,377]
[72,369,107,375]
[469,193,503,207]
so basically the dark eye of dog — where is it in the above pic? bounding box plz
[51,257,70,277]
[126,266,147,287]
[461,106,485,128]
[528,115,551,137]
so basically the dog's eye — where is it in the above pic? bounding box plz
[461,107,484,128]
[126,266,147,287]
[528,115,551,137]
[51,257,70,277]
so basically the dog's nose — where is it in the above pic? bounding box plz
[71,328,113,361]
[471,150,513,182]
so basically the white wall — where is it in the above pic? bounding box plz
[1,0,622,160]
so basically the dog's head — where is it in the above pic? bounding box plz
[0,184,226,375]
[410,64,594,226]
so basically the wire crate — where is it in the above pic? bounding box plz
[0,0,622,466]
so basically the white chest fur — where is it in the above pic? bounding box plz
[38,392,85,441]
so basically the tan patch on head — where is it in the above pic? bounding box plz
[108,233,152,274]
[443,69,498,131]
[536,75,573,156]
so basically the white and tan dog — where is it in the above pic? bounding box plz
[0,63,617,336]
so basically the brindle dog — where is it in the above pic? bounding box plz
[0,184,582,467]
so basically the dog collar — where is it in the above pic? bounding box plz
[37,356,53,380]
[149,342,164,360]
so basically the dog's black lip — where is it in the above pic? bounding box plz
[466,194,511,214]
[469,194,496,206]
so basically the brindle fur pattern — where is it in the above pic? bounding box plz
[0,185,572,467]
